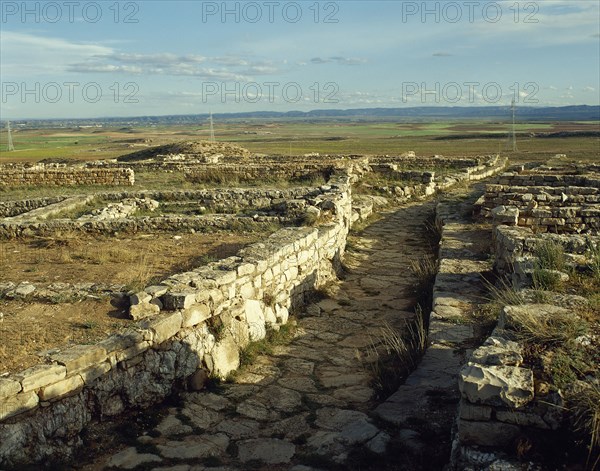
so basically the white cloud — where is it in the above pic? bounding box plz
[0,31,113,75]
[310,56,366,65]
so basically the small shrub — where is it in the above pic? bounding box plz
[532,268,563,291]
[207,317,226,342]
[262,291,276,308]
[535,239,566,271]
[568,382,600,468]
[587,242,600,280]
[238,322,296,367]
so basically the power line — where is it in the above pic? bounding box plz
[208,111,215,142]
[7,121,15,151]
[506,98,518,152]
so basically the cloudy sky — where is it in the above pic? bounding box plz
[1,0,599,118]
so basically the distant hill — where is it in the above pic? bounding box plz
[7,105,600,127]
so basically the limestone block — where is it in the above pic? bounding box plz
[0,378,22,398]
[144,285,169,297]
[205,334,240,379]
[275,304,289,325]
[459,403,493,421]
[129,302,160,320]
[17,364,67,392]
[38,374,84,401]
[0,391,39,420]
[162,291,196,310]
[182,303,211,328]
[142,311,183,344]
[79,361,112,385]
[244,299,266,341]
[491,206,519,226]
[52,344,107,374]
[264,306,277,326]
[496,410,549,429]
[129,291,151,306]
[239,282,256,300]
[115,340,152,363]
[471,336,523,367]
[237,262,256,277]
[213,270,237,286]
[458,419,520,447]
[99,330,143,356]
[460,363,534,408]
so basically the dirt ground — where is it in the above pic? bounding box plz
[0,231,268,374]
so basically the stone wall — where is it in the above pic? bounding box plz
[0,166,134,187]
[453,317,563,468]
[482,169,600,234]
[184,163,340,183]
[0,174,352,467]
[0,197,66,217]
[493,172,600,188]
[0,185,340,239]
[370,155,483,170]
[0,214,286,239]
[5,195,95,222]
[493,224,597,287]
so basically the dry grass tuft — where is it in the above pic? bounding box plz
[410,257,438,291]
[125,255,154,292]
[505,305,588,346]
[366,309,428,398]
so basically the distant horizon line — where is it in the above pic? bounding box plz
[3,104,600,122]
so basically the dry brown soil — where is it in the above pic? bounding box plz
[0,231,268,374]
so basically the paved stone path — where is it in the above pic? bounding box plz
[86,201,437,471]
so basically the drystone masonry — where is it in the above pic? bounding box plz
[184,163,342,183]
[0,165,134,187]
[452,315,564,470]
[0,185,341,239]
[0,197,67,218]
[0,173,352,467]
[482,169,600,234]
[493,224,597,283]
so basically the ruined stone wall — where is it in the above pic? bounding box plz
[494,173,600,188]
[98,187,322,208]
[0,186,336,239]
[493,224,595,285]
[0,167,134,187]
[482,171,600,233]
[453,320,563,468]
[0,214,285,239]
[370,155,482,170]
[184,163,338,183]
[0,174,352,467]
[0,197,66,217]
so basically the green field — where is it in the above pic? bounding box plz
[0,119,598,164]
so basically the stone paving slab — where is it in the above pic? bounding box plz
[86,190,500,470]
[84,202,435,470]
